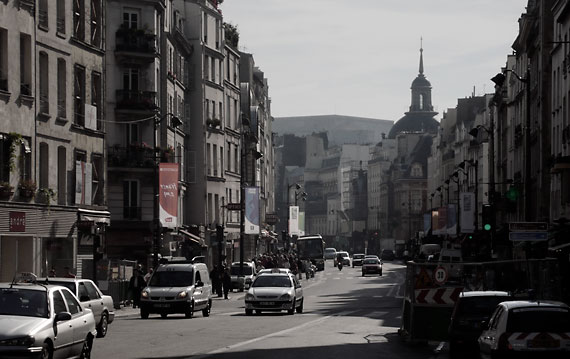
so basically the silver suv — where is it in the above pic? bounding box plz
[140,262,212,319]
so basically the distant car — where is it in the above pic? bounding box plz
[43,277,115,338]
[324,248,337,260]
[230,261,257,291]
[365,255,380,260]
[448,291,511,354]
[362,258,382,276]
[244,271,304,315]
[352,254,365,267]
[381,249,395,261]
[257,268,292,275]
[140,262,212,319]
[0,277,97,359]
[338,251,350,266]
[478,300,570,358]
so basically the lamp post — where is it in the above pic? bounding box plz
[458,159,479,230]
[152,112,181,269]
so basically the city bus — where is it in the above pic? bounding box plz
[296,234,325,271]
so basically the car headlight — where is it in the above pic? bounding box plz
[141,290,149,299]
[176,291,188,299]
[245,293,255,301]
[0,336,35,347]
[279,293,291,301]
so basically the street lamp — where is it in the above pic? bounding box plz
[152,112,181,268]
[458,159,479,230]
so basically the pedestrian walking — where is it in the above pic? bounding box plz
[129,269,146,308]
[222,267,232,299]
[210,265,221,297]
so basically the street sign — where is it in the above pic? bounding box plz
[433,266,448,285]
[509,222,548,231]
[226,203,242,211]
[509,231,548,241]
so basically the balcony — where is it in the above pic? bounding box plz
[115,27,157,64]
[115,90,157,112]
[108,145,155,169]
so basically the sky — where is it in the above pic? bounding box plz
[220,0,529,123]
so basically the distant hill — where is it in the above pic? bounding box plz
[273,115,394,146]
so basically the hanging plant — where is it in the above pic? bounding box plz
[7,132,24,171]
[38,187,57,209]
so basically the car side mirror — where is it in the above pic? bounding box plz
[55,312,72,322]
[80,295,90,302]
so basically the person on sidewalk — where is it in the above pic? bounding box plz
[222,267,232,299]
[129,269,146,308]
[210,265,222,297]
[144,268,153,284]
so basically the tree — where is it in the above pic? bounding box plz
[224,22,239,49]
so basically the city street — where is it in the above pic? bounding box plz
[91,261,446,359]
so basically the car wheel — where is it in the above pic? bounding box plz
[40,341,53,359]
[287,299,296,315]
[140,309,149,319]
[79,335,92,359]
[185,301,194,318]
[245,309,253,316]
[202,300,211,317]
[96,312,108,338]
[296,299,304,313]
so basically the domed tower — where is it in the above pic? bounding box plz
[388,45,439,139]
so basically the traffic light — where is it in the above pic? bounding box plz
[482,204,493,231]
[505,185,519,202]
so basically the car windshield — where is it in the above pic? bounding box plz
[231,266,253,275]
[148,271,193,287]
[252,275,292,288]
[354,254,364,259]
[507,307,570,332]
[456,296,511,317]
[363,259,379,264]
[0,288,48,318]
[340,252,349,258]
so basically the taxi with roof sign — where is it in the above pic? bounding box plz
[0,273,97,358]
[244,269,303,316]
[478,300,570,358]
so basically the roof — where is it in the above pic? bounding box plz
[388,113,439,139]
[499,300,569,310]
[460,291,511,298]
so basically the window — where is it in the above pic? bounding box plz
[211,58,215,83]
[20,141,31,182]
[206,144,211,176]
[220,146,224,176]
[57,146,66,205]
[215,194,220,224]
[90,0,101,47]
[123,180,140,219]
[92,71,101,129]
[126,123,139,145]
[123,9,139,29]
[92,154,103,205]
[39,143,49,190]
[0,28,7,92]
[62,289,81,314]
[57,59,66,119]
[74,65,86,126]
[177,144,184,181]
[203,13,208,43]
[122,68,139,91]
[226,143,231,171]
[52,291,67,314]
[57,0,66,34]
[39,52,49,114]
[234,147,238,172]
[83,281,101,300]
[0,136,9,182]
[213,144,217,176]
[20,34,32,96]
[73,0,85,41]
[39,0,49,29]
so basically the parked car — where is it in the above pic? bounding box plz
[43,277,115,338]
[324,248,337,260]
[448,291,511,355]
[352,253,365,267]
[230,261,257,291]
[140,262,212,319]
[244,270,303,315]
[338,251,351,266]
[381,249,395,261]
[0,275,97,359]
[478,300,570,358]
[361,258,383,276]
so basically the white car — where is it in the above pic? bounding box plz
[244,270,304,315]
[0,279,97,358]
[478,300,570,358]
[230,261,257,291]
[42,277,115,338]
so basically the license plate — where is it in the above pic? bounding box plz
[527,339,560,348]
[154,303,170,308]
[260,301,274,305]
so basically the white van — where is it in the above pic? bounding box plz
[140,262,212,319]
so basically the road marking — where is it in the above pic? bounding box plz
[195,310,358,357]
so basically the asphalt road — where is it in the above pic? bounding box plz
[91,260,445,359]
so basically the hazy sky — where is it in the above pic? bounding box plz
[220,0,528,123]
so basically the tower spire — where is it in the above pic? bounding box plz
[419,37,424,75]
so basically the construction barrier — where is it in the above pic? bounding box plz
[399,258,562,343]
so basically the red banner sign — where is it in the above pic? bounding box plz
[9,211,26,232]
[159,163,179,228]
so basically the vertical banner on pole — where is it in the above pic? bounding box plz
[423,213,431,233]
[245,187,260,234]
[159,163,179,228]
[289,206,299,235]
[460,192,475,233]
[438,207,447,235]
[432,210,440,235]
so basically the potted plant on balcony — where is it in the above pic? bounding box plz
[0,181,14,200]
[18,179,37,200]
[38,187,57,208]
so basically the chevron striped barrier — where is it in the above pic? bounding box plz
[414,287,463,305]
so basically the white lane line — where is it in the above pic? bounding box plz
[195,310,358,357]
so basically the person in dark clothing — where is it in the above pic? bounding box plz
[222,268,232,300]
[129,269,146,308]
[210,265,221,297]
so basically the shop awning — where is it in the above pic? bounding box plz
[179,229,206,247]
[78,208,111,225]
